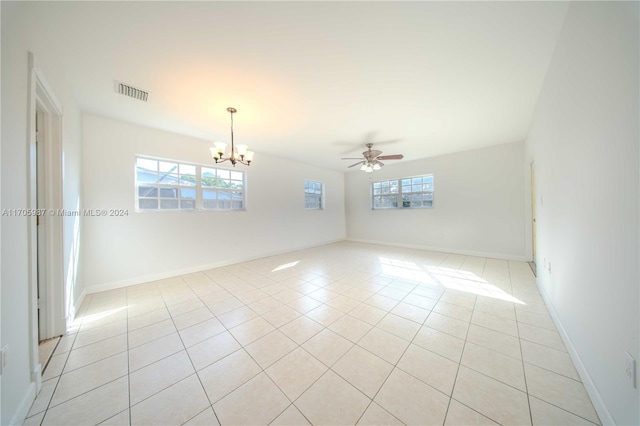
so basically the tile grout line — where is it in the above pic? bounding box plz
[509,262,600,425]
[240,267,344,425]
[167,276,224,426]
[510,259,536,426]
[509,265,602,426]
[352,255,453,425]
[180,271,346,423]
[126,287,133,426]
[441,254,484,425]
[35,298,85,426]
[260,272,408,424]
[198,267,335,424]
[119,284,201,416]
[59,246,600,426]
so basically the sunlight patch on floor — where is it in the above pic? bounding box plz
[379,257,525,304]
[71,305,129,328]
[378,257,441,286]
[272,260,300,272]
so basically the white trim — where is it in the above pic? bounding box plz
[72,288,88,323]
[537,283,615,426]
[9,382,36,426]
[525,159,535,262]
[82,238,345,295]
[26,53,66,411]
[29,57,63,113]
[29,53,66,338]
[346,238,529,261]
[31,363,42,392]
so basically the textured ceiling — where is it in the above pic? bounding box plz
[19,1,569,171]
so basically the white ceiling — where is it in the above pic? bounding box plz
[26,1,569,171]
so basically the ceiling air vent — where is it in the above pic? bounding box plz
[115,80,149,102]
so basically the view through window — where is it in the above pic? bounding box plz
[372,174,434,209]
[136,157,245,211]
[304,180,324,210]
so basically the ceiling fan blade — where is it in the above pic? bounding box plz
[348,161,365,168]
[341,157,364,160]
[377,154,404,160]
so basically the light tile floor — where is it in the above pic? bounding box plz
[24,242,601,425]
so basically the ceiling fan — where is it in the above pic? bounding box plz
[342,143,404,173]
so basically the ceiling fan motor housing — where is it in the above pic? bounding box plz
[341,143,404,171]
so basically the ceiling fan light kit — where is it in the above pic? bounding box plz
[210,107,255,167]
[342,143,403,173]
[360,160,382,173]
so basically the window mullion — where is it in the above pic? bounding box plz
[136,156,246,211]
[196,165,202,210]
[371,175,433,210]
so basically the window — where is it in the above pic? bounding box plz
[135,157,245,211]
[372,174,433,209]
[304,180,324,209]
[201,167,245,210]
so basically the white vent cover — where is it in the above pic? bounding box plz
[114,80,149,102]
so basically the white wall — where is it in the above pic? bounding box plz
[81,114,346,292]
[525,2,639,424]
[345,141,526,260]
[1,2,84,424]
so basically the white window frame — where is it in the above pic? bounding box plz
[200,165,246,210]
[135,156,246,211]
[372,174,434,210]
[304,180,324,210]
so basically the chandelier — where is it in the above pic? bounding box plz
[210,107,254,166]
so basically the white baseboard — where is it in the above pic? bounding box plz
[346,238,529,262]
[537,283,614,425]
[83,238,346,295]
[71,288,88,323]
[10,381,36,426]
[32,363,42,393]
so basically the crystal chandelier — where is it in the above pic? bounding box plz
[210,107,254,166]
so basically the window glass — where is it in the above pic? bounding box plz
[135,156,246,211]
[304,180,324,210]
[372,174,433,210]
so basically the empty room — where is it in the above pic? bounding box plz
[1,1,638,425]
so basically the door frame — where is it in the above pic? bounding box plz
[36,108,47,342]
[530,161,537,268]
[27,52,65,389]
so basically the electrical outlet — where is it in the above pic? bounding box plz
[625,352,636,388]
